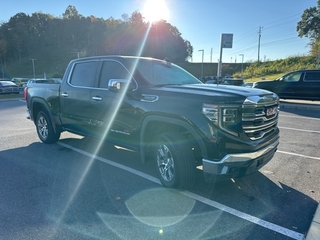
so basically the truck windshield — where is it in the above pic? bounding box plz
[133,59,202,86]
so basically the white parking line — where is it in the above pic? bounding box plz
[57,141,304,240]
[279,126,320,134]
[277,150,320,161]
[280,114,320,121]
[181,191,304,240]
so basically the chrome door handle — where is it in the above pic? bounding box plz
[92,96,102,101]
[61,93,68,97]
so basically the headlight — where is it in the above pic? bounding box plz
[202,103,239,137]
[202,103,219,123]
[222,108,237,124]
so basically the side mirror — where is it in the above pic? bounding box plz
[108,79,133,91]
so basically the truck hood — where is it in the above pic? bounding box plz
[158,83,274,98]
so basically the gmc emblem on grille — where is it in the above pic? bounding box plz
[266,106,278,116]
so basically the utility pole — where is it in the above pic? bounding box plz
[258,26,263,63]
[239,54,244,78]
[199,49,204,79]
[210,48,213,63]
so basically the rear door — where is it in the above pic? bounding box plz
[59,60,99,134]
[302,71,320,100]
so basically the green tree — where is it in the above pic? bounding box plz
[62,5,82,20]
[0,13,31,61]
[297,0,320,56]
[0,6,194,77]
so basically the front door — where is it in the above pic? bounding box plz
[277,71,303,99]
[89,60,141,147]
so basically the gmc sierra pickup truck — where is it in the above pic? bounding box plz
[25,56,280,189]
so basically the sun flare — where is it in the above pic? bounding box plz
[142,0,169,23]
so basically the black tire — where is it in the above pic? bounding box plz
[36,111,60,144]
[154,132,196,189]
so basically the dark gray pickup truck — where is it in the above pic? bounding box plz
[25,56,280,189]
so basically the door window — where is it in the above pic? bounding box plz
[282,72,302,82]
[99,61,130,88]
[70,61,98,87]
[304,72,320,81]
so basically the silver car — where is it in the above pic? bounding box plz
[0,81,20,94]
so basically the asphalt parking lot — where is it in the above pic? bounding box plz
[279,99,320,240]
[2,96,320,240]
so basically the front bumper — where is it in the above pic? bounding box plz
[202,139,279,182]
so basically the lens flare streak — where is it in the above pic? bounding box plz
[51,22,154,235]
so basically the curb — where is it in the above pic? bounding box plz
[279,102,320,112]
[306,202,320,240]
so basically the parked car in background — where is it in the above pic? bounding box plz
[205,76,244,86]
[11,78,29,87]
[222,76,244,86]
[242,82,255,88]
[253,70,320,100]
[0,81,20,94]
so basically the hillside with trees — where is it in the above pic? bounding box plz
[234,55,318,81]
[0,5,193,78]
[1,2,320,80]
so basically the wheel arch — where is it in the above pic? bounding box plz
[139,115,207,163]
[30,98,61,134]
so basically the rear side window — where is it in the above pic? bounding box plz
[70,61,98,87]
[304,72,320,81]
[98,61,130,88]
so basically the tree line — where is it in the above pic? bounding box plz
[1,2,319,79]
[0,5,193,71]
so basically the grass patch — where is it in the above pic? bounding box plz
[0,93,24,100]
[244,73,283,82]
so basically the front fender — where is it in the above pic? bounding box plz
[139,115,207,163]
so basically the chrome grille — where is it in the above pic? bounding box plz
[242,94,279,140]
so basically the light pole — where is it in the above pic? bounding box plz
[75,52,80,58]
[239,54,244,78]
[30,58,37,79]
[1,65,4,79]
[199,49,204,79]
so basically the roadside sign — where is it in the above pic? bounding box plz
[222,34,233,48]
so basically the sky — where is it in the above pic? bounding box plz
[0,0,317,63]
